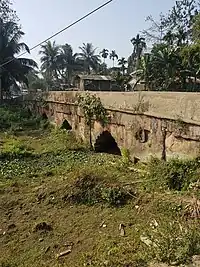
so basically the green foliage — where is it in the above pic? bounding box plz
[0,0,18,22]
[162,0,198,38]
[101,186,132,206]
[121,148,131,165]
[0,261,16,267]
[0,20,37,98]
[49,128,85,152]
[0,114,200,267]
[146,157,200,191]
[0,105,44,132]
[65,173,102,205]
[110,50,118,67]
[192,13,200,42]
[129,1,200,92]
[118,57,127,75]
[77,93,108,126]
[100,48,109,63]
[65,171,134,206]
[145,222,200,265]
[78,43,100,74]
[1,138,32,158]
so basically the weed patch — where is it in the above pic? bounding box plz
[0,105,47,133]
[146,157,200,191]
[0,138,33,159]
[64,171,135,206]
[144,221,200,265]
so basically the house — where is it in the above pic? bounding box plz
[128,76,146,91]
[127,71,146,91]
[74,75,114,91]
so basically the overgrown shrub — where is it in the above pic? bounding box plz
[144,222,200,265]
[65,173,102,205]
[147,157,200,191]
[64,171,134,206]
[121,148,131,166]
[0,138,32,159]
[101,186,131,206]
[0,105,45,132]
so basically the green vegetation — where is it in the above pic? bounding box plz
[0,0,200,265]
[33,0,200,92]
[1,0,200,95]
[0,105,199,267]
[0,18,37,99]
[77,93,108,148]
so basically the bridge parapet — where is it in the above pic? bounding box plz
[23,91,200,161]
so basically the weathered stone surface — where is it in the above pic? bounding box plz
[24,91,200,161]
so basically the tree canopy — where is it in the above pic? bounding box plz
[1,0,200,94]
[0,19,37,98]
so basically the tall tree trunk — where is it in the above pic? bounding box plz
[113,59,114,68]
[89,120,92,150]
[161,127,167,161]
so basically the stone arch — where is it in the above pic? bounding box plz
[61,119,72,131]
[94,131,121,155]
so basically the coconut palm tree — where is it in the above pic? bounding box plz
[152,47,180,90]
[131,34,147,69]
[118,57,127,75]
[78,43,100,74]
[110,50,118,68]
[100,48,109,63]
[57,44,84,85]
[39,41,60,82]
[0,19,37,99]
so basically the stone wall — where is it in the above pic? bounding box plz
[24,91,200,161]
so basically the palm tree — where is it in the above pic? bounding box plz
[39,41,60,84]
[78,43,100,74]
[131,34,147,69]
[152,47,180,90]
[118,57,127,75]
[110,50,118,68]
[100,49,109,63]
[0,19,37,99]
[57,44,84,85]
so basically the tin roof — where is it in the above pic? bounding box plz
[76,74,114,81]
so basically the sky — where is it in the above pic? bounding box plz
[12,0,175,67]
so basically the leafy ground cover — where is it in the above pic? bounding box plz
[0,105,199,267]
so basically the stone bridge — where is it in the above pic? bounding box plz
[24,91,200,161]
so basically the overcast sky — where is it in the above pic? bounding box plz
[12,0,175,66]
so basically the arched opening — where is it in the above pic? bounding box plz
[135,128,150,143]
[42,113,48,120]
[94,131,121,155]
[61,119,72,131]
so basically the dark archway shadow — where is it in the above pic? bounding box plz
[94,131,121,155]
[61,119,72,131]
[42,113,48,120]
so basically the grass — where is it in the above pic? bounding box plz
[0,105,200,267]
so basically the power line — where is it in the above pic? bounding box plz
[0,0,114,68]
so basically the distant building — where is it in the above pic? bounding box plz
[128,71,146,91]
[74,74,114,91]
